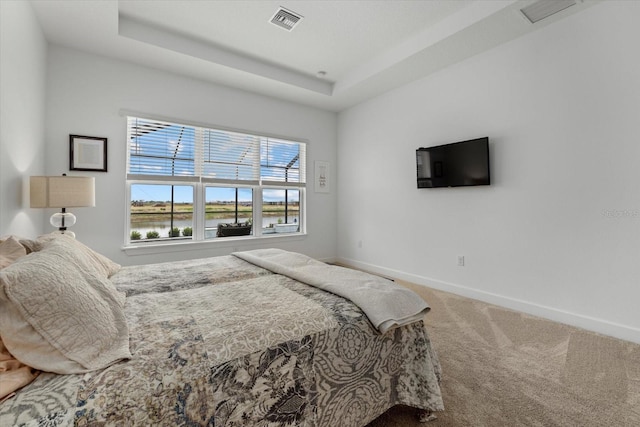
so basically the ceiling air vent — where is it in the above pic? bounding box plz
[270,7,303,31]
[520,0,577,24]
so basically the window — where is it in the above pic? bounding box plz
[205,187,253,238]
[126,116,305,244]
[130,184,194,240]
[263,189,300,233]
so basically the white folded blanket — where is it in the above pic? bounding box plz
[233,249,430,334]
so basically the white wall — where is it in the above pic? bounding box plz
[337,1,640,343]
[0,0,47,237]
[44,46,338,265]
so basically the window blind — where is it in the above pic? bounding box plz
[261,137,306,186]
[202,128,260,184]
[127,117,197,180]
[127,116,305,187]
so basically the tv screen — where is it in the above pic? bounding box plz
[416,137,490,188]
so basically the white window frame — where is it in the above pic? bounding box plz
[123,114,307,251]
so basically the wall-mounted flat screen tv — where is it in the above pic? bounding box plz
[416,137,490,188]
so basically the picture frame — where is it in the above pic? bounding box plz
[314,160,330,193]
[70,134,107,172]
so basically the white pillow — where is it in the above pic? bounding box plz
[0,241,131,374]
[0,236,27,269]
[32,233,121,278]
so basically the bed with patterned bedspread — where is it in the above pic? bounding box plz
[0,240,443,426]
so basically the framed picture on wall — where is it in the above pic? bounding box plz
[70,134,107,172]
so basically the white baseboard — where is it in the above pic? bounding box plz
[336,256,640,345]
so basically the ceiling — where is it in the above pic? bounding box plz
[30,0,598,112]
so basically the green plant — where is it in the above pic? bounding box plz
[182,227,193,236]
[146,230,160,239]
[130,230,141,240]
[169,227,181,237]
[277,218,283,224]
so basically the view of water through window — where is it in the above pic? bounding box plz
[130,184,299,241]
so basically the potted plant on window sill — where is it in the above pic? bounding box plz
[262,223,276,234]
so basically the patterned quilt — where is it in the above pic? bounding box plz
[0,255,443,426]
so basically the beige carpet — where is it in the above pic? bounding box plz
[367,281,640,427]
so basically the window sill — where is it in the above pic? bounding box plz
[122,232,306,256]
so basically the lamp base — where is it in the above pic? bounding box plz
[50,211,76,237]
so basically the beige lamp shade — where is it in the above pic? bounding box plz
[30,176,95,208]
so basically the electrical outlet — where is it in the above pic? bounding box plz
[457,255,465,266]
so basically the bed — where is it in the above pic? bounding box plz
[0,234,443,426]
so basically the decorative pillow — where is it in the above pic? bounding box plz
[0,237,27,269]
[31,233,121,278]
[0,243,131,374]
[17,238,37,254]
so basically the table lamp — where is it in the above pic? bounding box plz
[30,174,95,237]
